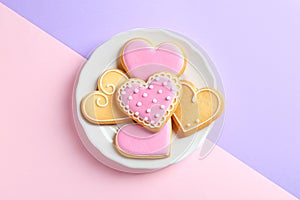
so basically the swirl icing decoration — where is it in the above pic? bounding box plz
[95,94,108,107]
[81,69,131,124]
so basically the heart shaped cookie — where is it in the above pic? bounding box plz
[120,38,186,81]
[114,120,172,159]
[172,80,224,137]
[117,72,182,132]
[81,69,131,124]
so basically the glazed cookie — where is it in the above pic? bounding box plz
[172,80,224,137]
[114,120,172,159]
[117,72,182,132]
[120,38,186,81]
[81,69,131,124]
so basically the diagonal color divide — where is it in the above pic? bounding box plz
[2,1,300,197]
[0,3,297,200]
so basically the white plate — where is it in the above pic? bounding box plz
[73,28,225,173]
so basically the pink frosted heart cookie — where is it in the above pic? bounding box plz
[117,72,182,132]
[114,120,172,159]
[120,38,186,81]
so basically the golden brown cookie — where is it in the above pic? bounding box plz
[172,80,224,137]
[81,69,131,124]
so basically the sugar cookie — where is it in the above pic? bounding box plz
[81,69,131,124]
[117,72,182,132]
[114,120,172,159]
[172,80,224,137]
[120,38,186,81]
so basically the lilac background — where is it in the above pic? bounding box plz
[2,0,300,197]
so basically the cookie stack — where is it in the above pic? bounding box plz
[80,38,224,160]
[74,29,225,172]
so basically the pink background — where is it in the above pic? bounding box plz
[0,3,297,200]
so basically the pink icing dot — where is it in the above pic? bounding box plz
[146,108,151,113]
[148,85,154,89]
[136,102,142,107]
[157,89,163,94]
[152,98,157,103]
[160,105,165,109]
[165,96,171,101]
[142,93,148,97]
